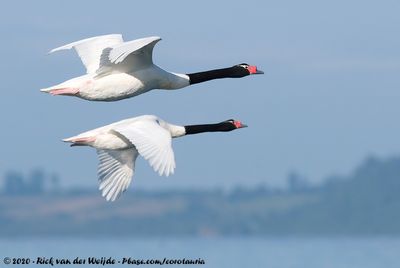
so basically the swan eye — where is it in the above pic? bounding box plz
[239,63,249,69]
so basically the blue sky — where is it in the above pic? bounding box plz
[1,0,400,190]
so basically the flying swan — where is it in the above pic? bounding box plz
[63,115,248,201]
[41,34,263,101]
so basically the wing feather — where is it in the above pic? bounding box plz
[96,36,161,75]
[112,118,175,177]
[96,148,138,201]
[50,34,123,74]
[109,36,161,64]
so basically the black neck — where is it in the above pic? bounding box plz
[187,66,249,85]
[184,122,236,135]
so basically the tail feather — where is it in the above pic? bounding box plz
[40,87,53,93]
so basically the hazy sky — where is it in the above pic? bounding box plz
[1,0,400,190]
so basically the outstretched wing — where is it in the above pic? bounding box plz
[96,36,161,75]
[112,117,175,177]
[97,148,138,202]
[50,34,123,74]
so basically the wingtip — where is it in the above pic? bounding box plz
[143,36,162,43]
[48,45,69,54]
[163,168,175,177]
[102,190,111,202]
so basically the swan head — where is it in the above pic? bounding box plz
[221,119,248,131]
[234,63,264,76]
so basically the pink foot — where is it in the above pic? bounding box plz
[49,87,79,96]
[72,137,96,143]
[70,136,96,146]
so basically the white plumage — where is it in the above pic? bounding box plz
[63,115,248,201]
[41,35,189,101]
[63,115,184,201]
[49,34,124,74]
[97,148,137,202]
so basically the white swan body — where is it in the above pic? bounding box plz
[41,35,189,101]
[41,34,263,101]
[63,115,247,201]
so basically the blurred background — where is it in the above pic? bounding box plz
[1,0,400,267]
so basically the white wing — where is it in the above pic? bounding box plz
[113,117,175,177]
[97,148,138,202]
[96,36,161,75]
[50,34,123,74]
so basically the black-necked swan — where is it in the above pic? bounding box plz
[63,115,248,201]
[41,34,263,101]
